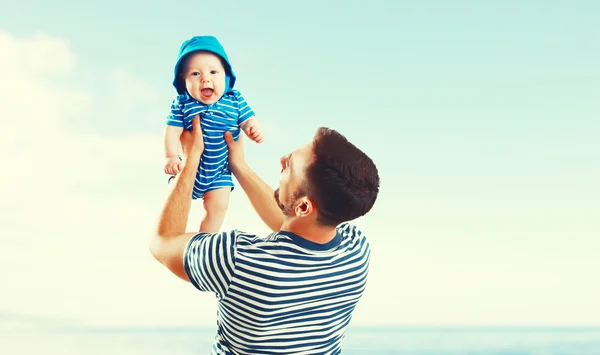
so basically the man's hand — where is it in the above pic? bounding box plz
[180,115,204,161]
[224,131,247,175]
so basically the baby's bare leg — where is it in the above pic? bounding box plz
[200,187,230,233]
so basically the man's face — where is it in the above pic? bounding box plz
[182,51,226,105]
[274,142,313,216]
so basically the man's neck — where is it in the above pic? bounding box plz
[280,219,338,245]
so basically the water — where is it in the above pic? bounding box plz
[1,326,599,354]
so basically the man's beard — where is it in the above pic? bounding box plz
[274,188,298,217]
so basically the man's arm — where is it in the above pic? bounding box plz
[224,132,284,232]
[150,116,204,282]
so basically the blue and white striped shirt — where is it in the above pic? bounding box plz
[183,223,371,355]
[166,90,255,199]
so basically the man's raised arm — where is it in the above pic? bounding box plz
[150,116,204,282]
[224,132,284,232]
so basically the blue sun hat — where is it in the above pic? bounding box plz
[172,35,236,95]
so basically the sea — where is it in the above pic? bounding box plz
[1,326,600,354]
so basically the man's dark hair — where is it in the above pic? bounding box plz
[304,127,380,226]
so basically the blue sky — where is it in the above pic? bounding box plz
[0,0,598,327]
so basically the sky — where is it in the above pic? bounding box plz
[0,0,599,328]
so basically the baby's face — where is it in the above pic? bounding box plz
[181,51,226,105]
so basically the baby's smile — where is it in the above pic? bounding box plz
[201,88,214,99]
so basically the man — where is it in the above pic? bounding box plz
[150,116,380,354]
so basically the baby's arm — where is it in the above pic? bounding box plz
[164,98,186,174]
[164,125,184,174]
[234,90,263,143]
[240,116,263,143]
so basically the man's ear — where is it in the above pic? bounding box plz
[295,197,314,217]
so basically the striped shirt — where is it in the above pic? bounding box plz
[166,90,255,199]
[183,222,371,355]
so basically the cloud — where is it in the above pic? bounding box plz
[110,67,161,109]
[104,67,166,134]
[0,31,196,325]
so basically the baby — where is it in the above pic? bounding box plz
[163,35,263,233]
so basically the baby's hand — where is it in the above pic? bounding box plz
[245,125,264,143]
[164,156,182,175]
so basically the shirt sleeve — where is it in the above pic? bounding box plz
[166,97,184,127]
[232,90,255,125]
[183,230,238,299]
